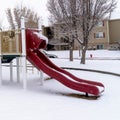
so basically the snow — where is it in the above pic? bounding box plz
[34,32,48,44]
[0,50,120,120]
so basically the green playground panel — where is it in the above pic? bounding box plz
[1,55,21,63]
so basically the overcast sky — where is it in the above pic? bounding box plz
[0,0,49,28]
[0,0,120,28]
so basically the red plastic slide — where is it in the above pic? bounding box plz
[26,29,105,96]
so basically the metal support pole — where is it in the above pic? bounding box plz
[21,16,27,89]
[10,61,13,82]
[40,70,44,86]
[16,57,20,83]
[15,24,19,53]
[22,57,27,89]
[38,19,44,85]
[21,17,26,56]
[38,19,42,33]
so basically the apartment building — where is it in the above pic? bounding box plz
[43,19,120,50]
[43,24,69,50]
[88,19,120,50]
[88,20,109,50]
[108,19,120,50]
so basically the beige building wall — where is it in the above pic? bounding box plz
[109,19,120,45]
[0,30,21,54]
[88,20,109,49]
[107,19,120,50]
[58,20,110,50]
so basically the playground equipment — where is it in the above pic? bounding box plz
[0,17,105,96]
[0,17,28,88]
[0,28,21,83]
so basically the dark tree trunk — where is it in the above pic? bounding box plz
[81,46,87,64]
[70,47,73,61]
[69,36,74,61]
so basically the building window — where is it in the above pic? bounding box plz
[94,32,105,38]
[97,44,104,49]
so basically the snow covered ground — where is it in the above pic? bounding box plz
[0,50,120,120]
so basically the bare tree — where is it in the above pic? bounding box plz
[47,0,116,64]
[6,4,41,29]
[6,9,15,29]
[0,16,3,30]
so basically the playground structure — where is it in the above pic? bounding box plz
[0,17,105,96]
[0,17,29,88]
